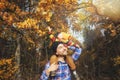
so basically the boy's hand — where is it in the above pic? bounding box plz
[74,44,80,48]
[47,26,52,32]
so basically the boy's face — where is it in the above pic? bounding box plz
[56,43,68,56]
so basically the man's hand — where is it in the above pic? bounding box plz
[48,62,58,72]
[46,62,58,76]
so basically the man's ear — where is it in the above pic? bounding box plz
[56,52,58,55]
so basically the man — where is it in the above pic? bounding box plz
[40,41,82,80]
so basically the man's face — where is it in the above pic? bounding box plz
[56,44,68,56]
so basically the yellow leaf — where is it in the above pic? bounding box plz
[65,0,69,3]
[110,30,116,36]
[78,12,86,20]
[86,7,96,13]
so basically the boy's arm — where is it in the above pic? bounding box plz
[40,62,50,80]
[69,45,82,61]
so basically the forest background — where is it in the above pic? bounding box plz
[0,0,120,80]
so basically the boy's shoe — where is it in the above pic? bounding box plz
[73,70,80,80]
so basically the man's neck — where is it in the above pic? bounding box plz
[57,55,65,62]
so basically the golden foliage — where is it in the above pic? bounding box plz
[78,12,87,20]
[14,18,39,29]
[114,56,120,66]
[0,58,18,79]
[107,24,117,37]
[0,2,5,10]
[13,18,47,45]
[110,30,117,37]
[86,7,96,14]
[0,0,28,26]
[14,18,46,36]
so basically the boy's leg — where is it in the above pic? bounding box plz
[66,56,80,80]
[66,55,76,70]
[50,55,58,65]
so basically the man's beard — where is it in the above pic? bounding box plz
[62,51,68,55]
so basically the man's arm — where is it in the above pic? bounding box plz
[40,62,58,80]
[69,45,82,61]
[40,62,50,80]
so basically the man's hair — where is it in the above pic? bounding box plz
[50,41,63,53]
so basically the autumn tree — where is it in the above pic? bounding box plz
[0,0,120,80]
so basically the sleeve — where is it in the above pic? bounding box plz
[40,62,50,80]
[69,46,82,61]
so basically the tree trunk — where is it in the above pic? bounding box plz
[15,38,21,80]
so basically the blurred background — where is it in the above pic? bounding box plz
[0,0,120,80]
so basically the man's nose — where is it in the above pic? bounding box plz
[64,47,67,51]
